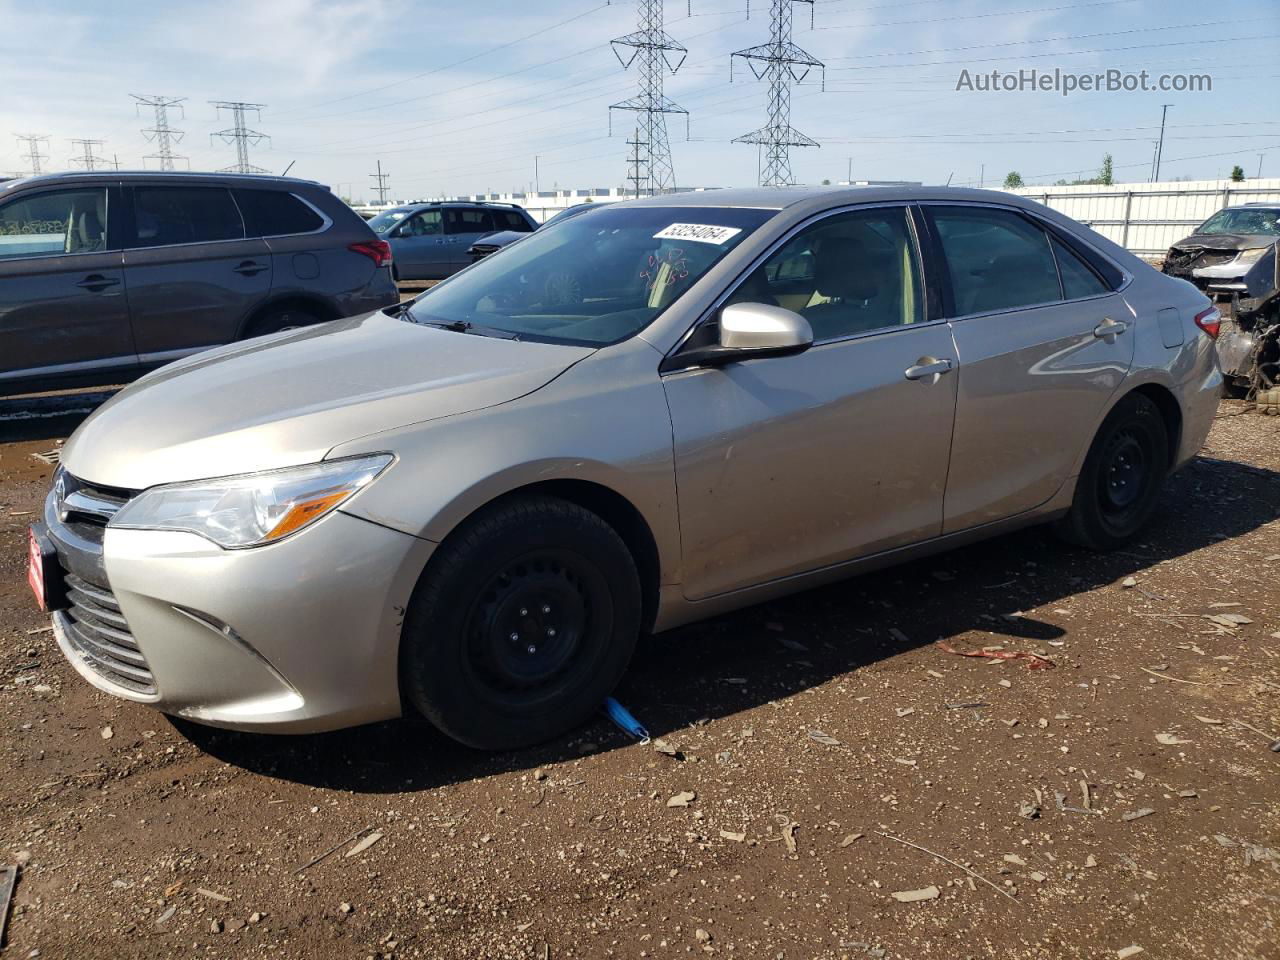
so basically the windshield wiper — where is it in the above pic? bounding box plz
[407,312,518,339]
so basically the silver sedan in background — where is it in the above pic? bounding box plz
[30,186,1222,749]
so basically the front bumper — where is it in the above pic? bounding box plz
[44,487,434,733]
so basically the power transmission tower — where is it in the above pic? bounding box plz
[731,0,824,187]
[609,0,690,195]
[132,94,187,170]
[210,101,270,174]
[69,139,108,171]
[14,134,49,176]
[625,135,648,198]
[370,160,390,204]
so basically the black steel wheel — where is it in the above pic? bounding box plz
[1056,392,1169,550]
[401,496,641,750]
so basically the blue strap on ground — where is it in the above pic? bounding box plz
[604,696,650,743]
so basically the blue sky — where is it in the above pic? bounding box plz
[2,0,1276,199]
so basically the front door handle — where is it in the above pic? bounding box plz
[904,357,955,382]
[75,274,120,293]
[233,260,267,277]
[1093,318,1128,343]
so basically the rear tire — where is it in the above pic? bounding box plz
[243,305,322,338]
[400,496,641,750]
[1055,393,1169,550]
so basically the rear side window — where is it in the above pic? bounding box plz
[235,189,325,237]
[0,187,109,259]
[497,210,533,232]
[132,186,243,247]
[928,206,1061,315]
[446,208,495,234]
[1050,235,1109,300]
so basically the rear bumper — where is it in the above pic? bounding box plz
[44,486,435,733]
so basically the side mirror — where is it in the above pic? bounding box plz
[674,302,814,369]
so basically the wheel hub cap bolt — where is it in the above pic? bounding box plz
[546,627,557,638]
[527,644,537,654]
[509,632,520,643]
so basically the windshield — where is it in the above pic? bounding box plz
[541,203,599,229]
[1196,208,1280,237]
[405,205,773,346]
[367,208,413,234]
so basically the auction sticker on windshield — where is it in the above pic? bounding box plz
[654,223,743,245]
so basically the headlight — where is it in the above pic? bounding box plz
[109,454,393,548]
[1237,246,1274,263]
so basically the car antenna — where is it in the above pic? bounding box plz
[280,160,296,177]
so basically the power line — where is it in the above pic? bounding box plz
[14,134,49,176]
[610,0,692,196]
[370,159,390,204]
[210,101,270,174]
[732,0,824,186]
[68,139,110,171]
[132,94,187,170]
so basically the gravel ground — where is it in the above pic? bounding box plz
[0,394,1277,960]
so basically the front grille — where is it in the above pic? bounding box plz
[58,574,156,696]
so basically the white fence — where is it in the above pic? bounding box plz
[1004,179,1280,257]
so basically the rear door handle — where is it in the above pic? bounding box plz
[75,274,120,293]
[233,260,267,277]
[904,357,955,382]
[1093,318,1128,342]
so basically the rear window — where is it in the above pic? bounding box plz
[132,186,244,247]
[234,189,325,237]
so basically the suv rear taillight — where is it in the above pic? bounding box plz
[349,240,393,267]
[1193,305,1221,339]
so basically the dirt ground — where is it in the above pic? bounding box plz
[0,392,1277,960]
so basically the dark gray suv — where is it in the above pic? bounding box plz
[0,171,398,396]
[367,201,536,282]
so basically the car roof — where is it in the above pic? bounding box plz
[395,200,528,213]
[0,170,328,196]
[608,185,1049,213]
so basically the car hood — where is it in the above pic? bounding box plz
[62,310,593,490]
[1170,233,1278,252]
[470,230,525,249]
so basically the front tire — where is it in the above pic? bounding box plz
[1055,393,1169,550]
[400,496,641,750]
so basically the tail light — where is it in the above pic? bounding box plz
[1193,305,1221,339]
[348,240,393,268]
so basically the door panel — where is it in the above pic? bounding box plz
[391,209,446,279]
[0,185,136,385]
[665,323,959,600]
[122,185,272,357]
[444,208,495,272]
[944,296,1135,531]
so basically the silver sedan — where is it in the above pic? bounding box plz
[30,186,1223,748]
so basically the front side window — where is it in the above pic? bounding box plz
[726,206,923,341]
[928,206,1062,315]
[132,186,243,248]
[406,205,773,346]
[0,188,109,260]
[402,210,442,237]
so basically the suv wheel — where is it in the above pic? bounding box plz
[1055,393,1169,550]
[400,496,641,750]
